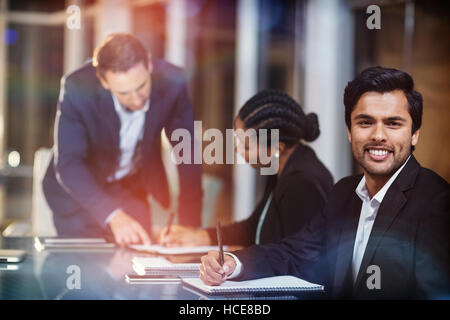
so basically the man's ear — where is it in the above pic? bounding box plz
[346,127,352,143]
[278,142,286,155]
[411,129,420,147]
[147,53,153,74]
[97,71,110,90]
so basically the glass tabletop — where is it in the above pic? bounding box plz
[0,237,203,300]
[0,237,322,300]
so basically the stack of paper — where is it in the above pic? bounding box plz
[34,237,115,252]
[132,256,200,277]
[129,244,227,255]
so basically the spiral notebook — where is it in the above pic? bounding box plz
[132,257,200,276]
[183,285,300,300]
[182,276,324,295]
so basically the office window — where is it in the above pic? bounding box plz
[3,22,63,221]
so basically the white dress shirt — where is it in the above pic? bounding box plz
[228,156,411,281]
[351,156,410,281]
[227,193,272,278]
[255,193,273,245]
[226,252,243,279]
[110,93,150,181]
[104,94,150,225]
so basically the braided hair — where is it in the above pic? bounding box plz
[237,89,320,147]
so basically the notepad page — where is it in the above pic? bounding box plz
[182,276,324,294]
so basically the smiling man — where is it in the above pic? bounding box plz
[43,33,202,244]
[199,66,449,299]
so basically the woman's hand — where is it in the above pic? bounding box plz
[157,224,212,247]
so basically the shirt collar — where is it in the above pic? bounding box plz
[355,155,411,204]
[111,93,150,115]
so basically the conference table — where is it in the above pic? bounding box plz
[0,237,324,300]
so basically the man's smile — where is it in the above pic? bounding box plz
[364,146,393,162]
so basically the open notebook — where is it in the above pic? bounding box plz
[132,257,200,276]
[182,276,324,295]
[129,244,227,255]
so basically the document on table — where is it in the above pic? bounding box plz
[128,244,228,255]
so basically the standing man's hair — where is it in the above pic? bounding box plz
[344,66,423,134]
[238,89,320,147]
[93,33,148,79]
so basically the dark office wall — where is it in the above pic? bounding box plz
[258,0,297,92]
[132,2,166,59]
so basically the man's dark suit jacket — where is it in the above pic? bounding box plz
[206,144,333,246]
[43,59,203,236]
[233,156,449,299]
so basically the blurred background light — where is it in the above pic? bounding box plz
[4,29,18,46]
[7,150,21,167]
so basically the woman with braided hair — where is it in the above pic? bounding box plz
[158,89,333,247]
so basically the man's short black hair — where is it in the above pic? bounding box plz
[344,66,423,135]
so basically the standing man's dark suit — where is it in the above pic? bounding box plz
[233,156,449,299]
[43,58,203,237]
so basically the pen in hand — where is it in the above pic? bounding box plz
[162,211,175,245]
[216,221,225,275]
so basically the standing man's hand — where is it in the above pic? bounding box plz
[108,209,151,246]
[200,250,237,286]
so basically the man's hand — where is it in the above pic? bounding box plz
[108,209,151,246]
[158,225,212,247]
[199,250,237,286]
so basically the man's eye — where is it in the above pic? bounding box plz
[358,121,372,126]
[387,122,400,127]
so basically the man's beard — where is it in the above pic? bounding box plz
[353,143,410,177]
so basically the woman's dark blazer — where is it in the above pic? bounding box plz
[207,143,334,246]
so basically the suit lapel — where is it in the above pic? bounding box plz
[353,183,407,289]
[142,74,165,158]
[332,191,361,295]
[353,156,420,289]
[96,85,120,156]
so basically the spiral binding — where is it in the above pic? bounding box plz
[209,286,323,294]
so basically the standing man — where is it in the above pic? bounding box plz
[200,67,449,299]
[43,33,202,245]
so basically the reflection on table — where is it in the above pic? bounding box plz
[0,237,322,300]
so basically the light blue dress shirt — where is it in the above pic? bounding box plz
[104,94,150,225]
